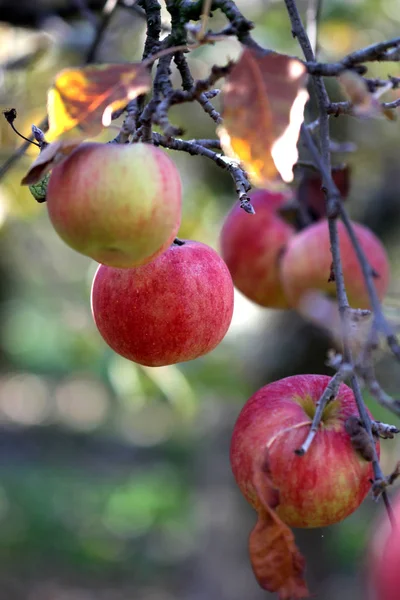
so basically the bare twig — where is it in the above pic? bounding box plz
[306,0,323,58]
[152,132,253,211]
[338,206,400,361]
[173,53,226,125]
[371,421,400,439]
[306,36,400,76]
[295,363,353,456]
[198,0,213,40]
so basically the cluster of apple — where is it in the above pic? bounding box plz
[220,188,390,311]
[44,139,394,593]
[45,141,234,367]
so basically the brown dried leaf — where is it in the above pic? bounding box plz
[249,453,309,599]
[21,140,82,185]
[345,416,376,462]
[47,63,151,140]
[218,49,309,186]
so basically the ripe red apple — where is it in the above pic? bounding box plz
[280,219,390,309]
[220,189,295,308]
[230,374,378,528]
[91,240,234,366]
[367,491,400,600]
[46,142,182,268]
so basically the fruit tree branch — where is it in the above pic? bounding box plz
[305,36,400,76]
[283,0,394,516]
[152,133,254,213]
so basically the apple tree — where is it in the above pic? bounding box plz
[1,0,400,598]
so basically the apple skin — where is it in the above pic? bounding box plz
[230,374,378,528]
[46,142,182,268]
[91,240,234,366]
[367,492,400,600]
[220,189,295,308]
[280,219,390,309]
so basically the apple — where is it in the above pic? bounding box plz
[280,219,390,309]
[91,239,234,366]
[367,491,400,600]
[230,374,378,528]
[220,189,295,308]
[46,142,182,268]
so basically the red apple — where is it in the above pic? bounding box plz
[46,142,182,268]
[367,491,400,600]
[220,189,295,308]
[280,219,390,309]
[230,374,378,528]
[91,240,234,366]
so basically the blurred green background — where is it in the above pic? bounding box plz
[0,0,400,598]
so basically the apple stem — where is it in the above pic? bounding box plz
[295,365,352,456]
[173,238,185,246]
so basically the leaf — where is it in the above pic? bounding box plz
[21,140,82,185]
[218,49,309,186]
[28,171,51,202]
[338,71,395,120]
[47,63,151,140]
[249,452,309,599]
[298,165,350,220]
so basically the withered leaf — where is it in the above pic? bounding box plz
[47,63,151,140]
[21,139,82,185]
[297,165,351,221]
[218,48,309,186]
[345,416,377,462]
[339,71,396,121]
[249,452,309,599]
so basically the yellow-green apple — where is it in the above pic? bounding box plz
[220,189,295,308]
[367,491,400,600]
[91,239,234,366]
[46,142,182,268]
[280,219,389,309]
[230,374,378,528]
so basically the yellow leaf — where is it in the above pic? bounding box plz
[47,63,151,140]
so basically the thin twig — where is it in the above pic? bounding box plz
[305,36,400,76]
[152,133,253,211]
[371,421,400,438]
[306,0,323,58]
[338,206,400,361]
[295,364,353,456]
[198,0,213,40]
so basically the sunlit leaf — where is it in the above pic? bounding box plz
[21,140,82,185]
[218,49,309,186]
[47,63,151,140]
[249,453,309,599]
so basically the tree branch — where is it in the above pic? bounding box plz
[284,0,393,518]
